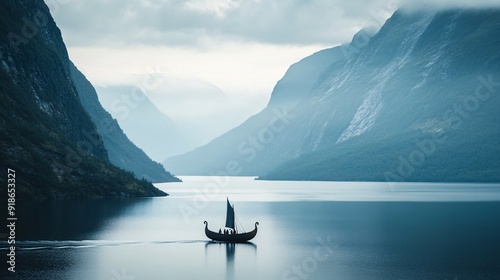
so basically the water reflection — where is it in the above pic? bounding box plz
[14,198,154,240]
[205,242,257,280]
[0,198,155,280]
[4,177,500,279]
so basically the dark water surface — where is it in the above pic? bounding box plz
[2,177,500,279]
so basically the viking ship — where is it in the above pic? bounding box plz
[204,198,258,243]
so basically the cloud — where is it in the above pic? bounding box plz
[401,0,500,10]
[66,42,325,94]
[184,0,240,18]
[54,0,500,96]
[51,0,403,48]
[52,0,500,49]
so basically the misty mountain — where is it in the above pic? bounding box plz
[147,77,264,151]
[95,85,189,162]
[70,64,179,183]
[0,0,167,198]
[165,8,500,183]
[163,34,364,175]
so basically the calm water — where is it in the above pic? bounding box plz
[2,177,500,279]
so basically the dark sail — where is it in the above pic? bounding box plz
[225,198,235,230]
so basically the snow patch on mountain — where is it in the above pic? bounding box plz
[337,12,437,143]
[397,11,436,69]
[337,86,383,143]
[413,12,460,90]
[312,110,337,150]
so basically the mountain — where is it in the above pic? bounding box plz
[0,0,167,199]
[163,30,373,175]
[70,66,180,183]
[260,8,500,182]
[95,85,190,161]
[166,8,500,183]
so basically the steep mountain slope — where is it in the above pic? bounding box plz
[261,8,500,182]
[166,8,500,182]
[267,46,346,107]
[0,0,167,198]
[70,64,180,183]
[164,30,373,175]
[95,85,189,161]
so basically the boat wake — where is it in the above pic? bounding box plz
[0,240,208,251]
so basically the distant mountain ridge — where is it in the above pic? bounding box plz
[165,8,500,182]
[95,85,190,162]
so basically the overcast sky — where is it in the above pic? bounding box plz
[49,0,500,120]
[50,0,398,104]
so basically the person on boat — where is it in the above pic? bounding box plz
[219,229,222,234]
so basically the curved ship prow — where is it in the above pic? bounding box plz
[204,198,259,243]
[204,221,259,243]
